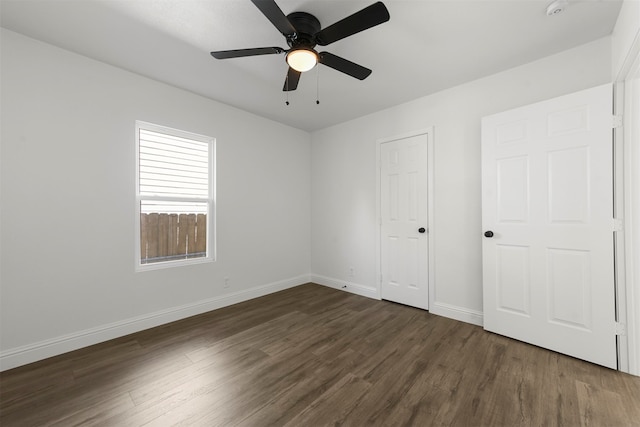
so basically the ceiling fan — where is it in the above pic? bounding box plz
[210,0,390,91]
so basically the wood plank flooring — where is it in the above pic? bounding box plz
[1,283,640,426]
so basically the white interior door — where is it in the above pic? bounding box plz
[380,134,429,310]
[481,84,617,369]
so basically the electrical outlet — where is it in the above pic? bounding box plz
[349,267,354,277]
[224,277,229,288]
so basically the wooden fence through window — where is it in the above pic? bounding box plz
[140,213,206,264]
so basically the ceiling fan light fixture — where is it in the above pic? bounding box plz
[210,0,390,91]
[286,48,318,72]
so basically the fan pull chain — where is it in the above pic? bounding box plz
[316,65,320,105]
[285,74,290,106]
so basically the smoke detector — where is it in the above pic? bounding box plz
[546,0,568,16]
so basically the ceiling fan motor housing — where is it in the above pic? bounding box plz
[287,12,321,48]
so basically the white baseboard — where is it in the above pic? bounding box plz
[310,275,484,328]
[0,274,310,372]
[429,301,484,327]
[311,274,380,300]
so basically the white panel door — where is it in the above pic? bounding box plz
[481,84,616,368]
[381,134,429,309]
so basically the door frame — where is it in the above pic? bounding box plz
[614,32,640,376]
[376,128,435,308]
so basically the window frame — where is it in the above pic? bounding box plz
[134,120,216,271]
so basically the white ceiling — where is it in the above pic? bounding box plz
[1,0,623,131]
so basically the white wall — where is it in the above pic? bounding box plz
[310,37,612,325]
[0,29,311,370]
[612,0,640,80]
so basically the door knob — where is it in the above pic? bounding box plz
[418,227,426,233]
[484,230,494,238]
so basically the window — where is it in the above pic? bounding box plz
[135,121,215,270]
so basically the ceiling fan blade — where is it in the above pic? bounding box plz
[251,0,297,36]
[210,47,285,59]
[283,67,301,91]
[315,2,390,46]
[319,52,372,80]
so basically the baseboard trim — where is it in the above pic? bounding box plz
[430,301,484,327]
[310,276,484,327]
[311,274,379,300]
[0,274,310,372]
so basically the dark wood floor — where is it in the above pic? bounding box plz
[1,283,640,426]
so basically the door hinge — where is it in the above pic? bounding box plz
[613,218,624,232]
[612,115,623,128]
[615,322,627,336]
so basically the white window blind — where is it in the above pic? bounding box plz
[139,129,209,199]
